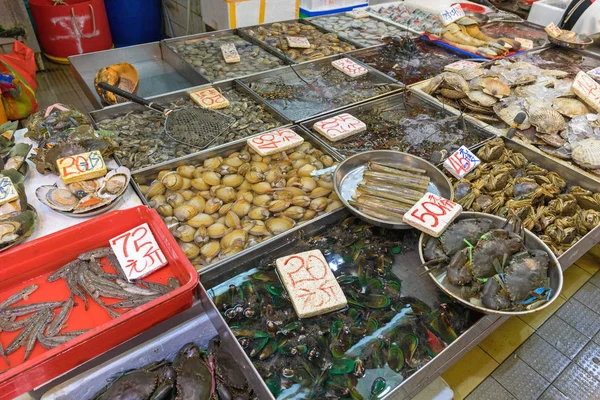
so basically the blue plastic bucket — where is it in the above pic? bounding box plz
[104,0,162,47]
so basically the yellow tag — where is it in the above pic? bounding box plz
[0,177,19,206]
[189,88,230,110]
[57,150,107,184]
[545,23,561,38]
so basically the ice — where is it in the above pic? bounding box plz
[565,114,600,145]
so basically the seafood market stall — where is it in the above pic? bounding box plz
[5,4,600,399]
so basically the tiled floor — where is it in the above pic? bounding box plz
[442,253,600,400]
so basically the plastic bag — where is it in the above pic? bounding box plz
[0,40,38,120]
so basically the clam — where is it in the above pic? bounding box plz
[37,187,78,212]
[310,197,328,212]
[221,229,248,249]
[174,224,196,242]
[266,218,294,234]
[187,196,206,213]
[162,172,184,190]
[205,198,223,214]
[207,223,229,238]
[146,181,166,198]
[201,171,221,186]
[187,213,215,228]
[204,157,223,169]
[282,206,305,220]
[167,193,185,208]
[174,204,198,221]
[176,165,195,179]
[248,207,270,220]
[180,242,201,259]
[191,177,210,191]
[215,186,237,203]
[232,199,252,217]
[200,241,221,262]
[157,204,173,217]
[245,170,265,184]
[268,200,289,212]
[222,174,244,188]
[225,211,241,228]
[194,226,209,244]
[291,196,311,207]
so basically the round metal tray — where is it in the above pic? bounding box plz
[333,150,453,229]
[418,212,563,316]
[548,33,593,50]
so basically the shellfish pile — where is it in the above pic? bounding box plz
[425,59,600,174]
[367,3,441,34]
[167,34,285,81]
[95,90,284,171]
[309,15,412,47]
[138,141,342,269]
[453,138,600,255]
[36,167,131,215]
[0,170,36,252]
[242,22,356,63]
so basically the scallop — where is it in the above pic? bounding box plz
[466,90,497,107]
[37,186,78,212]
[480,77,510,98]
[72,193,112,214]
[552,98,590,118]
[528,107,566,135]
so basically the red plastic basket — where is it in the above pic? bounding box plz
[0,205,198,399]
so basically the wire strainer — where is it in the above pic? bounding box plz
[98,82,236,149]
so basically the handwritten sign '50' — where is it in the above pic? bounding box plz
[110,223,168,281]
[403,193,462,237]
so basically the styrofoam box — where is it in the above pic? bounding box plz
[301,0,365,12]
[528,0,568,27]
[201,0,298,30]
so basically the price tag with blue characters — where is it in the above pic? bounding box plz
[0,177,18,206]
[443,145,481,179]
[440,4,465,26]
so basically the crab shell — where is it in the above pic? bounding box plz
[98,166,131,198]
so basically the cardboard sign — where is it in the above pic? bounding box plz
[403,193,462,237]
[587,67,600,80]
[286,36,311,48]
[57,150,107,185]
[545,23,562,38]
[572,71,600,113]
[110,223,168,281]
[313,113,366,142]
[331,58,368,78]
[190,88,230,110]
[515,37,533,50]
[0,177,18,206]
[247,128,304,156]
[443,146,481,179]
[276,250,347,318]
[221,43,241,63]
[444,60,481,72]
[346,9,370,18]
[440,4,465,26]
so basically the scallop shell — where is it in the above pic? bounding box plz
[541,69,569,79]
[72,193,113,214]
[466,90,498,107]
[512,74,537,86]
[551,98,590,118]
[493,102,531,130]
[36,186,78,212]
[480,77,510,98]
[98,166,131,198]
[528,107,566,135]
[459,68,485,81]
[572,138,600,170]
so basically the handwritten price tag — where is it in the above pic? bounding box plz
[587,67,600,81]
[189,88,230,110]
[403,193,462,237]
[0,177,18,206]
[221,43,241,63]
[444,60,481,72]
[572,71,600,113]
[346,9,370,18]
[313,113,366,142]
[440,4,465,26]
[545,23,562,38]
[57,150,107,184]
[331,58,368,78]
[110,223,168,281]
[276,250,347,318]
[286,36,311,48]
[443,146,481,179]
[515,37,533,50]
[247,128,304,156]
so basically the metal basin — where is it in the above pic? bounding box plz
[418,212,563,316]
[334,150,453,229]
[548,33,594,50]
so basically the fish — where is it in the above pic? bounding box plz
[0,284,39,309]
[37,330,84,349]
[46,296,74,337]
[47,260,79,282]
[110,296,161,309]
[0,315,34,332]
[24,309,53,361]
[0,302,64,318]
[115,279,158,296]
[78,247,112,261]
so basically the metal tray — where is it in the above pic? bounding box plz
[89,79,291,174]
[199,208,503,400]
[69,42,209,109]
[238,54,403,123]
[162,29,290,83]
[238,19,363,64]
[479,21,549,49]
[306,13,417,48]
[345,39,468,86]
[299,91,495,161]
[466,136,600,270]
[39,300,264,400]
[365,2,441,35]
[131,125,344,271]
[507,45,600,75]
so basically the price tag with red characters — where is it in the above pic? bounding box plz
[313,113,366,142]
[587,67,600,80]
[220,43,241,63]
[110,223,168,281]
[331,57,368,78]
[247,128,304,156]
[515,37,533,50]
[346,9,370,18]
[444,60,481,72]
[189,88,230,110]
[572,71,600,113]
[403,193,462,237]
[276,250,347,318]
[545,23,562,38]
[286,36,311,48]
[443,145,480,179]
[57,150,107,184]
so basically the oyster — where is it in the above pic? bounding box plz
[528,107,566,135]
[0,209,36,251]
